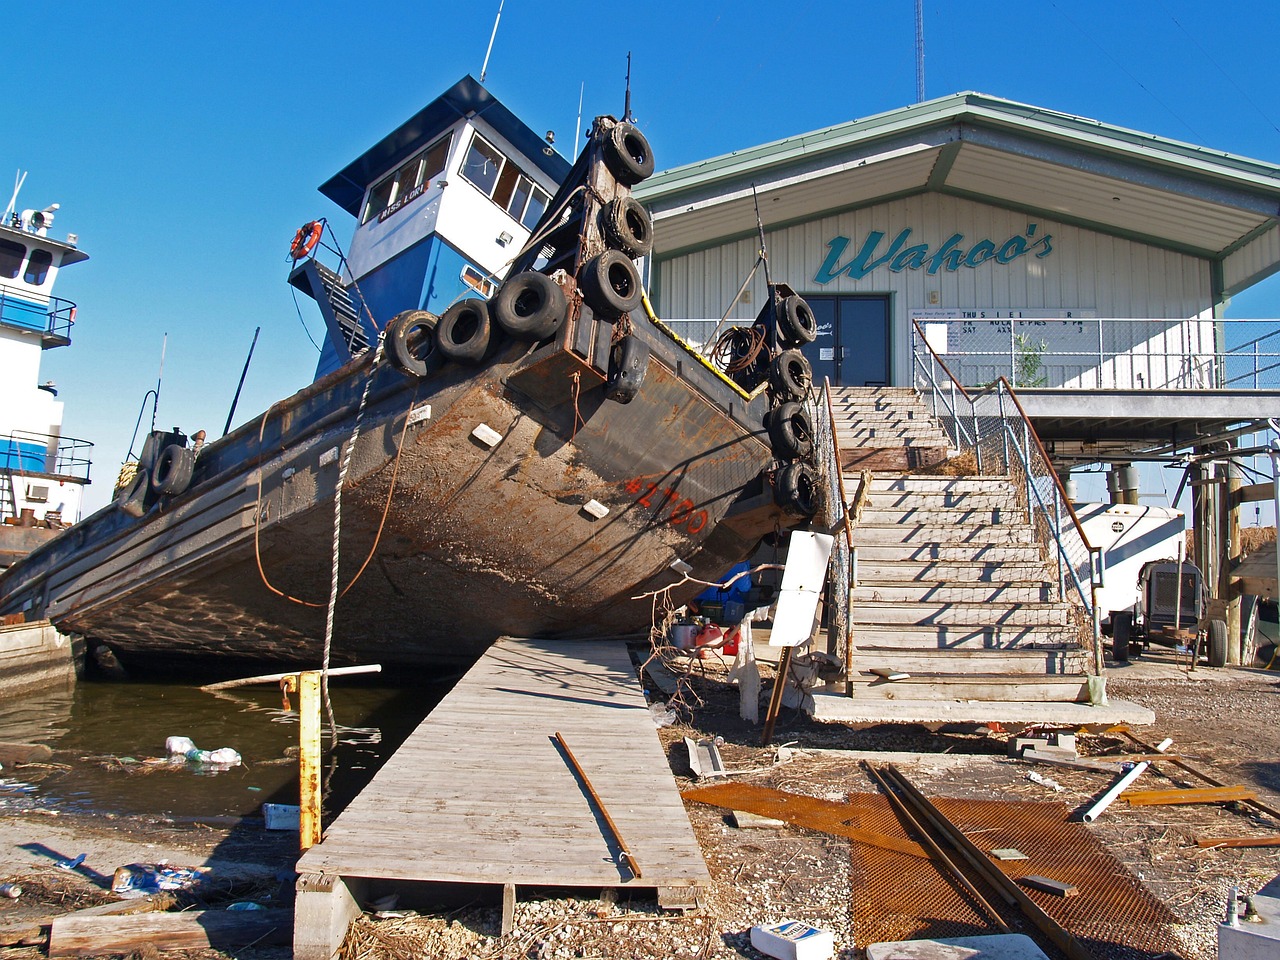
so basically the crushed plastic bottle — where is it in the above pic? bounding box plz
[165,737,241,767]
[648,701,678,728]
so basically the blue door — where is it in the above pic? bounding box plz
[801,295,890,387]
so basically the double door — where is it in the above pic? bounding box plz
[799,295,890,387]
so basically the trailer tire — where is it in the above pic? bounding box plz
[602,122,654,186]
[491,272,566,342]
[774,462,820,518]
[776,294,817,347]
[602,197,653,258]
[605,336,648,404]
[437,299,496,365]
[1207,619,1228,668]
[579,250,643,318]
[767,401,814,460]
[769,349,813,400]
[1112,611,1132,663]
[151,444,195,496]
[386,309,441,377]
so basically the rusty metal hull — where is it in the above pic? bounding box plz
[0,313,787,673]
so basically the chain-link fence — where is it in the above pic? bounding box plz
[811,381,853,677]
[913,316,1280,391]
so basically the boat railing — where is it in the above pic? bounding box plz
[811,379,854,685]
[1,429,93,487]
[0,283,76,347]
[912,319,1105,674]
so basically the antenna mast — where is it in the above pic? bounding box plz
[914,0,925,102]
[574,81,585,147]
[4,171,26,223]
[480,0,504,83]
[624,52,633,121]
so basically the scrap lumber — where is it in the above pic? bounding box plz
[1018,875,1080,898]
[555,732,642,879]
[1125,786,1256,807]
[48,908,293,956]
[1121,729,1280,823]
[1196,835,1280,850]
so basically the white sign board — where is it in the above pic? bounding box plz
[770,531,835,647]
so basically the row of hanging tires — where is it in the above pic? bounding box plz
[116,430,196,516]
[763,295,821,519]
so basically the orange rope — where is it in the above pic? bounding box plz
[570,371,584,441]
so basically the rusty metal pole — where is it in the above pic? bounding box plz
[299,670,322,850]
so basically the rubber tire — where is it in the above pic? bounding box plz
[602,196,653,258]
[151,444,195,496]
[776,294,817,347]
[602,122,654,186]
[605,336,649,404]
[436,299,496,365]
[769,349,813,400]
[1207,619,1228,668]
[774,462,820,518]
[1112,611,1132,663]
[115,468,150,518]
[579,250,643,318]
[767,401,814,460]
[491,272,566,342]
[386,309,441,378]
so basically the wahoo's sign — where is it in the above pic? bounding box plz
[814,224,1052,283]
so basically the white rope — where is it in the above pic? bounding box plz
[322,334,387,740]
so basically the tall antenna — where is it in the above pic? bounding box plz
[480,0,504,83]
[574,81,585,147]
[3,171,27,223]
[914,0,925,102]
[623,52,633,121]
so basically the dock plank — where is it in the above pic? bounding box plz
[297,637,710,889]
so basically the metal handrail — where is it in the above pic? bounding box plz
[817,380,855,685]
[0,283,77,343]
[0,429,93,483]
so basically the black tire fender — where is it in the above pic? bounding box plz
[774,462,820,518]
[115,467,150,518]
[606,336,649,404]
[602,122,654,186]
[776,294,817,347]
[767,401,814,460]
[436,299,497,365]
[602,196,653,258]
[491,272,566,342]
[386,309,441,378]
[1112,610,1132,663]
[769,349,813,400]
[151,444,195,496]
[579,250,643,319]
[1207,618,1228,668]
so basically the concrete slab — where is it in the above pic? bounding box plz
[807,690,1156,725]
[866,933,1050,960]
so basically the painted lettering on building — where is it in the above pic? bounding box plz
[814,224,1052,284]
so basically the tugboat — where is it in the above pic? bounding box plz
[0,182,92,571]
[0,76,820,673]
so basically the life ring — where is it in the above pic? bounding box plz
[386,309,441,378]
[437,299,497,365]
[289,221,323,261]
[605,336,649,404]
[767,401,814,460]
[151,444,195,496]
[491,272,566,342]
[579,250,642,319]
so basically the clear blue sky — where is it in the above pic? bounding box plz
[7,1,1280,514]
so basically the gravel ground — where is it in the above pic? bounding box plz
[0,647,1276,959]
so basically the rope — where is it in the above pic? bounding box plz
[711,324,768,374]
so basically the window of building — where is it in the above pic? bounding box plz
[24,249,52,286]
[460,132,551,229]
[0,239,25,280]
[361,133,453,224]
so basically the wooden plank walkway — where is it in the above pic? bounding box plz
[296,637,709,892]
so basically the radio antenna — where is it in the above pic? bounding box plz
[3,171,26,223]
[624,52,634,121]
[574,81,585,147]
[480,0,504,82]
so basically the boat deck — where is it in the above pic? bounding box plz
[294,637,709,957]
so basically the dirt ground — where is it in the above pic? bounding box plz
[0,649,1276,960]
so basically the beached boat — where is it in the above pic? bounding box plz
[0,76,821,673]
[0,185,93,572]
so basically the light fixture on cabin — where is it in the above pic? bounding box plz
[544,130,556,157]
[497,231,513,246]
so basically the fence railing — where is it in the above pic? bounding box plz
[913,316,1280,391]
[0,283,76,344]
[811,380,854,684]
[912,320,1105,674]
[1,429,93,486]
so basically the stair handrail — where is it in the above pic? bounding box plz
[910,320,981,466]
[813,379,855,688]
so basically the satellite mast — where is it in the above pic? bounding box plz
[915,0,925,102]
[480,0,504,83]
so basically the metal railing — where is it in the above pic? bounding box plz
[811,380,854,678]
[912,316,1280,391]
[1,429,93,484]
[0,283,76,344]
[912,320,1104,674]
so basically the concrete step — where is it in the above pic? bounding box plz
[854,542,1045,563]
[848,673,1090,703]
[854,523,1034,545]
[869,475,1011,493]
[856,507,1023,526]
[852,581,1054,603]
[851,623,1077,648]
[807,689,1155,725]
[851,646,1088,676]
[854,560,1053,582]
[853,600,1075,627]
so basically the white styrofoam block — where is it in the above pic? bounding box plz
[750,920,834,960]
[581,499,609,519]
[319,446,339,467]
[471,423,503,448]
[407,402,432,426]
[670,558,693,576]
[262,803,301,831]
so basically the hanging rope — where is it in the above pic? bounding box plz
[711,324,769,374]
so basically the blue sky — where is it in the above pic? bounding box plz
[7,1,1280,514]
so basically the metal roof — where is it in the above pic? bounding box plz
[635,92,1280,293]
[319,75,572,217]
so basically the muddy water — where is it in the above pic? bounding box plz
[0,677,448,821]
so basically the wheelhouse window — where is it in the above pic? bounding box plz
[460,132,552,229]
[24,249,52,286]
[361,133,452,224]
[0,239,25,280]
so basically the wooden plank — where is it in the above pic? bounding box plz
[1125,785,1256,807]
[49,909,292,957]
[1196,835,1280,849]
[1018,875,1079,898]
[1234,482,1275,505]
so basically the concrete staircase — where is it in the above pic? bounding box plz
[809,387,1147,723]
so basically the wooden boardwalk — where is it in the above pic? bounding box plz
[295,638,709,956]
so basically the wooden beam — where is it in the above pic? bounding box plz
[1125,785,1256,806]
[48,909,292,957]
[1197,835,1280,849]
[1122,729,1280,823]
[1233,482,1275,505]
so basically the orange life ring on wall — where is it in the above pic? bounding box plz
[289,221,323,260]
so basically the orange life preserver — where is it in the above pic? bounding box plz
[289,221,323,260]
